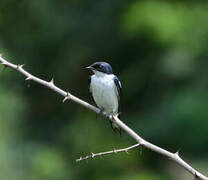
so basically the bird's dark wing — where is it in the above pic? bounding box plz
[112,75,122,135]
[114,75,122,99]
[113,75,122,113]
[88,76,92,93]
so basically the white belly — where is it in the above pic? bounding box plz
[91,74,118,114]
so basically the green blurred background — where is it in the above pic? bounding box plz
[0,0,208,179]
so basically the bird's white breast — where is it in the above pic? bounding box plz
[90,73,118,114]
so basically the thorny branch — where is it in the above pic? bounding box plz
[76,143,140,162]
[0,54,207,180]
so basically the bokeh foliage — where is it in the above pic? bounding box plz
[0,0,208,179]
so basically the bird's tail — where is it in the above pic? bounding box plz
[110,113,122,136]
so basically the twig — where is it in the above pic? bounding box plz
[76,143,140,162]
[0,55,207,180]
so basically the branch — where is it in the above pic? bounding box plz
[0,54,207,180]
[76,143,140,162]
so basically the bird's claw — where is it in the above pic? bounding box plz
[99,108,106,117]
[99,108,110,118]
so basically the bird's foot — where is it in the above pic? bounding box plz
[99,108,111,119]
[99,108,105,116]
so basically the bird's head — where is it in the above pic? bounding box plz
[85,62,113,75]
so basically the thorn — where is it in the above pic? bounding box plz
[91,152,95,158]
[114,112,121,119]
[62,92,70,103]
[113,149,117,154]
[175,150,180,157]
[50,78,54,84]
[175,151,179,156]
[25,76,32,81]
[125,150,129,154]
[62,97,68,103]
[20,64,25,68]
[0,54,2,57]
[17,64,25,69]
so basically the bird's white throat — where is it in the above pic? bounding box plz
[92,70,106,77]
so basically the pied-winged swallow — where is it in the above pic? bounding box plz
[85,62,122,135]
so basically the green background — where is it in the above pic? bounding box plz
[0,0,208,179]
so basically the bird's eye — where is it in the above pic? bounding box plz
[99,65,102,68]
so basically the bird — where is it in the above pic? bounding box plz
[85,62,122,135]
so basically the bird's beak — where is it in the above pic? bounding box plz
[85,66,93,70]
